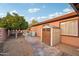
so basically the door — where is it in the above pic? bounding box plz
[52,28,60,46]
[42,28,51,46]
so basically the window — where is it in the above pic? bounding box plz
[60,20,78,36]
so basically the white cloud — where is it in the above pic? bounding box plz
[36,16,48,21]
[28,16,47,23]
[28,8,40,13]
[48,8,75,19]
[30,8,75,22]
[36,12,65,22]
[49,12,64,19]
[10,10,24,16]
[10,10,18,15]
[0,10,18,18]
[63,8,74,13]
[28,17,35,23]
[28,7,75,22]
[29,17,35,20]
[0,13,6,18]
[25,17,35,24]
[37,16,47,20]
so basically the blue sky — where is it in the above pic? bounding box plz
[0,3,74,23]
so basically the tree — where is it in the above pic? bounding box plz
[0,18,6,28]
[3,12,28,30]
[30,19,38,26]
[1,12,28,38]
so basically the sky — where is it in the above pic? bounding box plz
[0,3,74,23]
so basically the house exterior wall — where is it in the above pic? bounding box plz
[31,25,43,37]
[31,16,79,47]
[50,16,79,47]
[60,16,79,48]
[49,21,60,27]
[61,36,79,48]
[45,16,79,47]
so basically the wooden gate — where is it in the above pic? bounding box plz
[42,28,51,46]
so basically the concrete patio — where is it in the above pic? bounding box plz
[0,35,63,56]
[2,36,33,56]
[25,36,63,56]
[1,34,79,56]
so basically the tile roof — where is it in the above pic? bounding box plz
[31,11,78,27]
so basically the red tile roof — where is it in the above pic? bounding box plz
[31,11,78,27]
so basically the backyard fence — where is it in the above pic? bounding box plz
[0,28,8,43]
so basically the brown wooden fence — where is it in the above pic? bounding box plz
[0,28,8,43]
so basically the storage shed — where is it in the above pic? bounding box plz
[30,11,79,48]
[41,25,60,46]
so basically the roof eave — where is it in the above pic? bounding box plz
[31,12,78,27]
